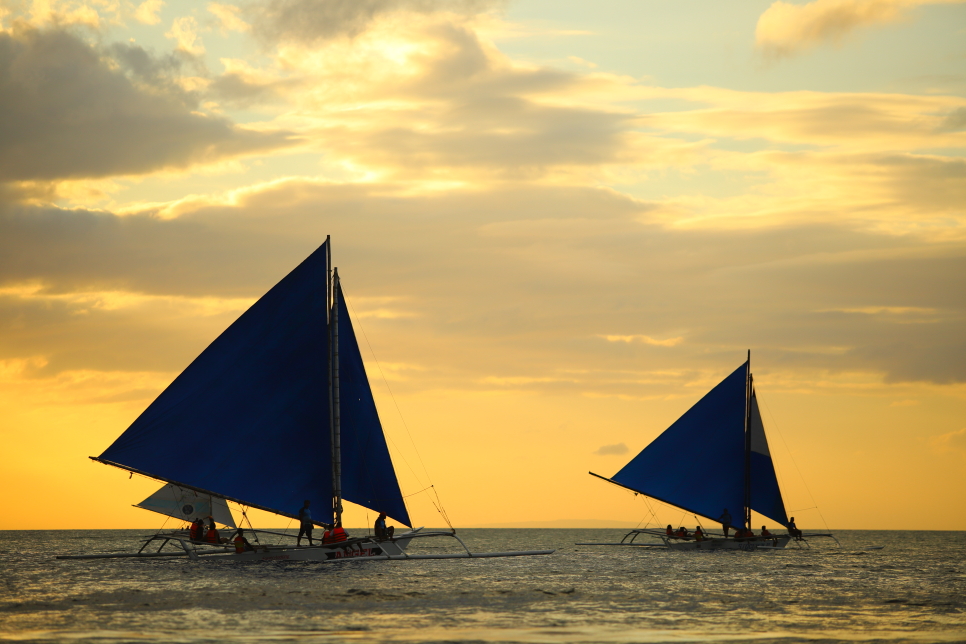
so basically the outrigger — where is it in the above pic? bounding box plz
[577,527,838,552]
[61,238,553,563]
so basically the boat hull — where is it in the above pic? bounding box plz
[229,536,413,562]
[664,536,791,551]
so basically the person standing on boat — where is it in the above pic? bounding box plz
[718,509,733,538]
[374,512,394,540]
[297,500,314,546]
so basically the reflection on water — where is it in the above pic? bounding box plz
[1,529,964,643]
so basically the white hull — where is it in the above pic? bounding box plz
[663,536,791,551]
[58,529,555,562]
[230,535,414,562]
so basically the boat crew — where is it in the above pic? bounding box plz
[665,525,674,536]
[760,526,772,537]
[189,517,205,542]
[374,512,394,540]
[204,517,221,544]
[694,526,704,541]
[297,500,314,546]
[330,522,348,542]
[718,509,732,538]
[233,528,254,553]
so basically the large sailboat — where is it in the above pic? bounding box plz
[61,239,552,562]
[582,354,835,551]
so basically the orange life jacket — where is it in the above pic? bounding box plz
[761,529,771,537]
[331,527,348,542]
[205,529,219,543]
[189,522,203,541]
[233,536,247,553]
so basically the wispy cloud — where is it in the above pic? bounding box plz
[594,442,629,456]
[755,0,966,59]
[600,335,684,347]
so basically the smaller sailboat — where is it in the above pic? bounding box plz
[580,354,835,551]
[60,238,553,562]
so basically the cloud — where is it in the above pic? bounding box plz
[247,0,499,45]
[1,179,963,388]
[0,27,296,185]
[208,3,249,34]
[600,335,683,347]
[166,16,205,55]
[929,427,966,457]
[755,0,964,59]
[134,0,165,25]
[594,443,629,456]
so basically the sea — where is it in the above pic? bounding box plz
[1,529,964,643]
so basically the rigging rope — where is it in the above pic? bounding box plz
[341,286,455,529]
[759,394,833,533]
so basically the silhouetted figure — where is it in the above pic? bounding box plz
[297,500,314,546]
[718,509,733,538]
[374,512,394,540]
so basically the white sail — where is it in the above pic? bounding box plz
[135,484,236,527]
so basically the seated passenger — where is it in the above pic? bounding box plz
[374,512,394,540]
[787,517,802,538]
[760,525,772,537]
[331,522,348,542]
[204,518,221,544]
[694,526,704,541]
[189,518,205,542]
[666,524,674,536]
[675,527,689,539]
[233,528,254,553]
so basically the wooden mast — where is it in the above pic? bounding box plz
[331,267,343,526]
[743,349,752,532]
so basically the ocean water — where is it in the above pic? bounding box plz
[0,529,963,643]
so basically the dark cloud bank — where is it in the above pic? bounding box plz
[0,27,294,183]
[0,183,962,386]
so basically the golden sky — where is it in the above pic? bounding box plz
[0,0,964,531]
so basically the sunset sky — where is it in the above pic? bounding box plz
[1,0,964,531]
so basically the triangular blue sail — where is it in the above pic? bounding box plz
[336,285,412,528]
[99,243,332,517]
[749,392,788,526]
[612,363,748,525]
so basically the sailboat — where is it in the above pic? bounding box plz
[581,354,835,551]
[60,239,553,562]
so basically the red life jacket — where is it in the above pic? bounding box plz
[189,522,202,541]
[233,536,246,553]
[761,529,772,537]
[205,529,219,543]
[331,527,348,542]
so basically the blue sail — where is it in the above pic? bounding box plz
[98,243,333,517]
[611,363,748,525]
[749,391,788,526]
[336,285,412,528]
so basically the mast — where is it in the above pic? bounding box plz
[743,349,752,531]
[331,268,343,526]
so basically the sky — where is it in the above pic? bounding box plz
[0,0,964,531]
